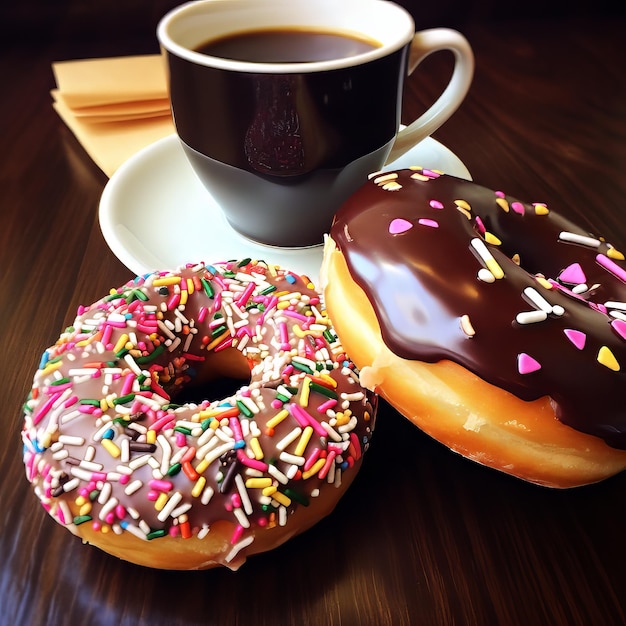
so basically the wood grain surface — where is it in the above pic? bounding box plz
[1,3,626,625]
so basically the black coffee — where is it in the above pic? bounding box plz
[194,28,381,63]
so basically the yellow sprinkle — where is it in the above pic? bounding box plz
[335,412,350,426]
[484,232,502,246]
[496,197,510,212]
[454,199,472,211]
[512,254,521,266]
[294,426,313,457]
[154,492,169,511]
[101,526,110,534]
[101,438,121,458]
[191,476,206,498]
[250,437,264,460]
[277,301,291,310]
[204,330,231,351]
[535,276,553,290]
[598,346,620,371]
[456,206,472,220]
[299,378,311,407]
[41,360,63,377]
[534,203,550,215]
[152,276,181,287]
[195,458,210,474]
[75,495,87,507]
[146,430,157,445]
[608,247,625,261]
[410,173,430,182]
[180,290,188,305]
[41,432,53,449]
[486,258,505,280]
[460,314,475,337]
[382,181,403,191]
[246,478,273,489]
[271,491,292,507]
[79,502,92,516]
[302,458,326,480]
[113,333,130,354]
[318,373,338,388]
[100,398,109,412]
[373,173,398,185]
[262,486,278,497]
[186,278,195,294]
[266,409,290,430]
[293,324,315,338]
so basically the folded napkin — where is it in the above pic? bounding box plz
[51,55,175,176]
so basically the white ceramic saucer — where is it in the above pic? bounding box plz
[99,134,471,281]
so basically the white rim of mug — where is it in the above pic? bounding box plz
[157,0,416,74]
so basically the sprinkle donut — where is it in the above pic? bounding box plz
[22,260,377,570]
[322,167,626,488]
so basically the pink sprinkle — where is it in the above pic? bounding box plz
[318,451,337,480]
[559,262,587,285]
[596,253,626,283]
[149,479,173,492]
[316,398,338,413]
[429,199,444,209]
[303,447,322,471]
[564,329,587,350]
[495,190,506,198]
[474,216,486,234]
[175,432,186,447]
[271,399,283,409]
[418,218,439,228]
[147,490,158,501]
[511,201,525,215]
[236,450,268,472]
[389,218,413,234]
[517,353,541,374]
[64,395,79,408]
[611,319,626,341]
[231,524,244,545]
[289,404,327,437]
[231,494,242,509]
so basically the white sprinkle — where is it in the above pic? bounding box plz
[279,451,305,466]
[157,491,183,522]
[606,301,626,311]
[275,427,302,451]
[235,474,253,515]
[477,268,496,283]
[201,485,215,505]
[558,231,601,248]
[267,463,289,485]
[124,480,143,496]
[224,535,254,563]
[516,310,548,325]
[523,286,554,313]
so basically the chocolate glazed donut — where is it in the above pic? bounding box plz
[322,167,626,488]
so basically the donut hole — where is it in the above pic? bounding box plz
[174,347,252,405]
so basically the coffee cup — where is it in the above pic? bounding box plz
[157,0,473,248]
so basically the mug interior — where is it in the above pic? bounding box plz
[157,0,415,73]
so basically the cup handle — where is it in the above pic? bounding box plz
[385,28,474,164]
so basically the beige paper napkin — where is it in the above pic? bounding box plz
[51,55,176,176]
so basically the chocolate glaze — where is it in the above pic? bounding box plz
[331,169,626,448]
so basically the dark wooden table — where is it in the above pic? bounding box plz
[2,3,626,625]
